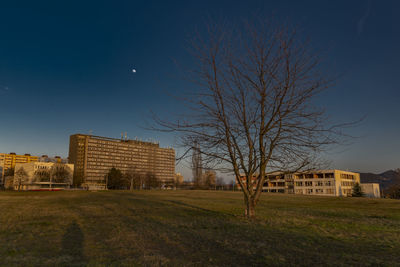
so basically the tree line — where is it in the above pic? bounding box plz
[105,167,167,190]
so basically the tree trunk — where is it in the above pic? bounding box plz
[244,196,256,218]
[130,178,134,191]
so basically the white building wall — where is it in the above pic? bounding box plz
[14,162,74,190]
[361,183,381,198]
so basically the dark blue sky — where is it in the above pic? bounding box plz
[0,0,399,177]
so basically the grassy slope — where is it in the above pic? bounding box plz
[0,191,399,267]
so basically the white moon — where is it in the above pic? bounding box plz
[132,69,136,73]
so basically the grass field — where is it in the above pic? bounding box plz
[0,190,399,266]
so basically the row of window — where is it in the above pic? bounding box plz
[88,151,174,159]
[341,181,355,187]
[89,139,160,147]
[295,181,333,187]
[295,188,335,194]
[293,173,334,179]
[87,143,166,152]
[86,161,174,168]
[340,174,355,180]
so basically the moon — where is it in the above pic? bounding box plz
[132,69,136,73]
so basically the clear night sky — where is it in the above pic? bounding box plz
[0,0,398,178]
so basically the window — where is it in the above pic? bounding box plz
[341,181,355,187]
[306,189,313,194]
[326,189,334,194]
[295,181,303,186]
[305,181,313,186]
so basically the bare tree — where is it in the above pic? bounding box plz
[144,172,160,189]
[51,164,72,183]
[154,19,350,218]
[15,167,28,191]
[34,169,50,182]
[125,166,144,190]
[73,173,85,188]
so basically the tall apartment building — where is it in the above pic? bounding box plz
[237,170,370,197]
[68,134,175,190]
[0,153,39,184]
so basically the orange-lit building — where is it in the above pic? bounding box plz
[236,170,367,197]
[0,153,39,184]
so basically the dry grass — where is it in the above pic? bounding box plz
[0,190,399,266]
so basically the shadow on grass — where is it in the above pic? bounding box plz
[61,221,86,266]
[54,192,400,266]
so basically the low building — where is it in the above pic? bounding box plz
[0,153,39,185]
[237,170,362,197]
[14,162,74,190]
[360,183,381,198]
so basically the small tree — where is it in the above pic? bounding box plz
[125,166,144,190]
[4,167,15,177]
[352,183,364,197]
[51,164,72,183]
[34,169,50,182]
[106,168,126,189]
[386,184,400,199]
[144,172,160,189]
[73,173,85,187]
[15,167,28,191]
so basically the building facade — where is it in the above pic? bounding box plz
[238,170,363,197]
[68,134,175,190]
[360,183,381,198]
[14,162,74,190]
[0,153,39,185]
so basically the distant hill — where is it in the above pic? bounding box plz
[360,170,400,190]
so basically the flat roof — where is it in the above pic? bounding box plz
[71,133,174,150]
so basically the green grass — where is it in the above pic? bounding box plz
[0,190,399,266]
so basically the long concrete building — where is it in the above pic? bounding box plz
[237,170,379,197]
[68,134,175,190]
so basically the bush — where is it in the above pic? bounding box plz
[352,183,365,197]
[386,184,400,199]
